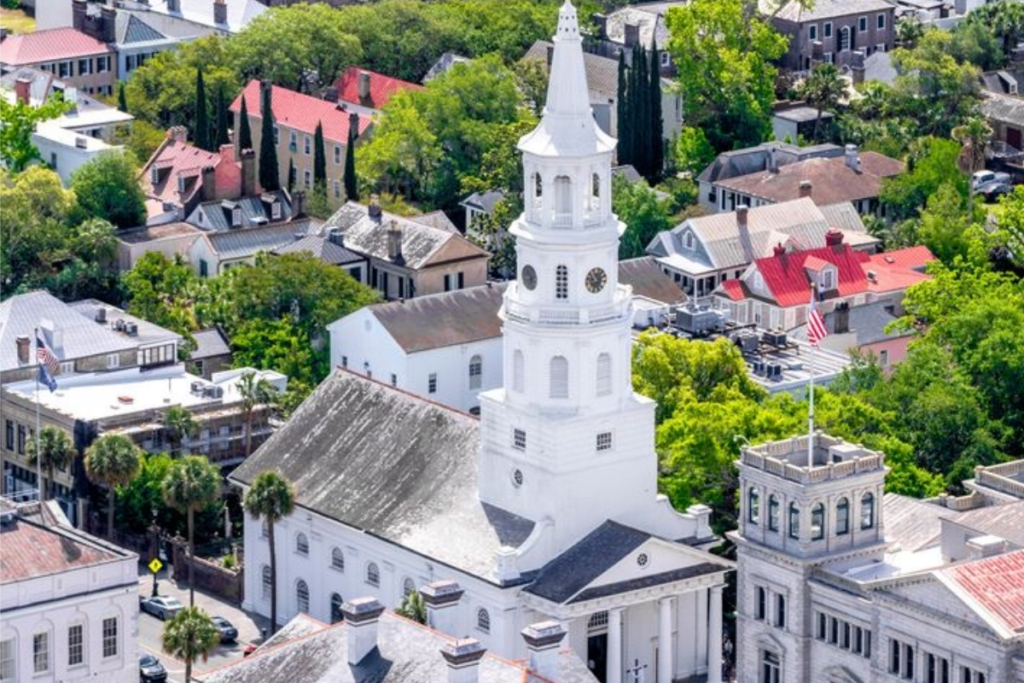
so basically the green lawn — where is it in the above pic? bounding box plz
[0,7,35,34]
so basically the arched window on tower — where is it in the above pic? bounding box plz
[296,579,309,614]
[596,353,611,396]
[589,172,601,215]
[550,356,569,398]
[811,503,825,540]
[513,350,525,393]
[836,497,850,535]
[748,487,760,524]
[555,265,568,299]
[330,593,344,623]
[554,175,572,225]
[469,355,483,390]
[861,492,875,529]
[768,495,780,531]
[788,503,800,539]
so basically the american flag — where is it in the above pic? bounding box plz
[807,289,828,348]
[36,335,59,374]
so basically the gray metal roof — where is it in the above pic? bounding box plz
[189,192,292,232]
[461,189,506,214]
[523,40,619,99]
[68,299,182,348]
[766,0,894,22]
[602,2,681,50]
[883,493,959,553]
[196,611,597,683]
[946,501,1024,549]
[204,218,322,261]
[697,143,844,185]
[115,12,167,45]
[229,370,535,582]
[273,234,366,266]
[189,328,231,361]
[618,256,685,304]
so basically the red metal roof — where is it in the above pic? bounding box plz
[141,137,227,205]
[720,279,745,301]
[0,28,112,66]
[335,66,423,110]
[0,518,121,582]
[942,550,1024,637]
[230,80,372,144]
[869,244,934,271]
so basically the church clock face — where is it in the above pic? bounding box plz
[585,267,607,293]
[521,265,538,291]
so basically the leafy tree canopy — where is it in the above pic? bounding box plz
[0,92,72,172]
[69,151,147,229]
[613,174,674,260]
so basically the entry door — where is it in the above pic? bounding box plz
[1008,126,1022,151]
[588,633,608,683]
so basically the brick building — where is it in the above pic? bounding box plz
[0,27,116,95]
[764,0,896,72]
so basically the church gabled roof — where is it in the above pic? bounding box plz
[229,369,535,583]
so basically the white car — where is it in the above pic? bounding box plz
[140,596,184,621]
[972,170,1011,191]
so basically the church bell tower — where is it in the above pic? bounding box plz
[477,0,661,563]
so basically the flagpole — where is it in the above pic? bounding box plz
[34,327,42,502]
[807,285,815,469]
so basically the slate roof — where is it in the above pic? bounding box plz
[202,218,322,261]
[68,299,182,347]
[190,328,231,361]
[980,69,1024,97]
[462,189,506,214]
[115,12,167,44]
[523,40,619,99]
[602,1,682,50]
[323,202,489,270]
[618,256,685,304]
[882,493,958,553]
[189,192,292,232]
[273,234,366,265]
[765,0,894,22]
[229,370,535,581]
[423,52,471,83]
[0,28,112,66]
[945,501,1024,550]
[336,66,423,110]
[713,152,904,206]
[938,550,1024,639]
[196,611,598,683]
[572,564,727,603]
[230,81,372,144]
[0,513,133,583]
[982,92,1024,126]
[697,142,844,185]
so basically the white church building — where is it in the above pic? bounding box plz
[231,5,733,683]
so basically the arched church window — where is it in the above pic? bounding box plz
[788,502,800,539]
[748,488,760,524]
[296,532,309,556]
[811,503,825,540]
[513,350,525,393]
[296,579,309,614]
[555,265,568,299]
[554,175,572,224]
[550,356,569,399]
[469,355,483,390]
[366,562,380,587]
[861,493,875,529]
[262,565,272,599]
[768,495,780,532]
[590,172,601,212]
[836,497,850,535]
[840,25,851,51]
[534,172,543,198]
[402,577,416,596]
[477,609,491,634]
[331,547,345,571]
[330,593,344,623]
[596,353,612,396]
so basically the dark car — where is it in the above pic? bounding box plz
[139,653,167,683]
[211,616,239,643]
[140,596,184,621]
[979,181,1013,203]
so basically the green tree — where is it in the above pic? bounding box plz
[950,20,1004,70]
[214,84,231,148]
[0,92,72,172]
[917,182,989,267]
[895,17,925,48]
[616,50,632,166]
[163,406,200,457]
[952,117,993,174]
[880,137,968,221]
[237,95,253,152]
[1,166,75,294]
[997,185,1024,270]
[313,121,327,186]
[118,81,128,112]
[344,112,359,200]
[163,455,221,606]
[162,607,220,683]
[84,434,142,536]
[648,39,664,178]
[287,157,296,194]
[126,120,168,166]
[672,126,716,176]
[513,56,548,117]
[194,68,210,151]
[244,471,296,633]
[231,319,321,386]
[665,0,788,151]
[26,426,75,501]
[963,0,1024,56]
[123,252,201,336]
[237,371,279,457]
[395,589,428,624]
[69,151,147,228]
[630,43,650,175]
[798,63,845,141]
[614,174,673,259]
[258,84,280,191]
[230,3,363,92]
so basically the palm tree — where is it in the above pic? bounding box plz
[395,589,427,624]
[238,372,278,456]
[84,434,142,537]
[162,456,221,606]
[953,117,993,173]
[26,426,75,501]
[243,471,295,633]
[798,63,846,142]
[163,406,200,457]
[895,17,925,48]
[162,606,220,683]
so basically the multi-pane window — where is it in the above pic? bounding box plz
[428,373,438,394]
[596,432,613,452]
[403,577,416,596]
[477,609,491,634]
[33,632,49,673]
[69,624,84,666]
[961,666,987,683]
[788,503,800,539]
[289,131,298,151]
[768,495,780,531]
[296,579,310,613]
[824,22,832,38]
[749,488,760,524]
[0,639,14,681]
[469,355,482,390]
[366,562,380,587]
[775,594,786,629]
[334,145,342,164]
[555,265,568,299]
[755,586,766,620]
[861,492,875,529]
[877,13,886,29]
[304,136,311,155]
[836,497,850,535]
[550,356,568,398]
[332,547,345,571]
[331,593,344,623]
[513,428,526,451]
[262,565,272,598]
[4,420,12,450]
[102,617,118,658]
[811,503,825,540]
[925,653,950,683]
[890,639,915,680]
[761,650,780,683]
[858,16,867,32]
[808,24,817,40]
[296,533,309,555]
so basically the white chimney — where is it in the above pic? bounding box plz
[522,621,567,681]
[420,580,464,635]
[966,535,1007,560]
[440,638,486,683]
[845,144,861,173]
[341,597,385,665]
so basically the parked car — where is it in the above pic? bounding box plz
[140,596,184,621]
[243,643,258,657]
[211,616,239,643]
[972,169,1011,191]
[978,181,1013,203]
[139,653,168,683]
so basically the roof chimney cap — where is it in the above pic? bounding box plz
[440,638,486,667]
[799,180,813,198]
[341,596,385,624]
[825,228,844,247]
[420,579,464,607]
[773,242,786,257]
[521,620,567,650]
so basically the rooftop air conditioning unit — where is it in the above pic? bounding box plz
[191,381,205,394]
[125,322,138,336]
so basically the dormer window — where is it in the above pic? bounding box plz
[271,201,281,220]
[821,268,835,290]
[684,232,694,250]
[150,167,160,184]
[232,207,242,226]
[177,174,187,193]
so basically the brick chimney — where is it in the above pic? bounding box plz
[546,43,554,66]
[420,580,463,635]
[341,597,385,666]
[213,0,227,25]
[736,204,749,231]
[799,180,813,199]
[168,126,188,145]
[72,0,88,31]
[440,639,486,683]
[240,148,256,197]
[851,50,866,85]
[624,23,640,48]
[14,74,31,105]
[348,111,360,143]
[15,336,30,365]
[358,71,371,102]
[834,300,849,334]
[773,242,786,257]
[522,621,566,681]
[387,220,404,264]
[201,165,216,201]
[825,228,843,247]
[100,4,117,43]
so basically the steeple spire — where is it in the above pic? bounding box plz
[544,0,591,119]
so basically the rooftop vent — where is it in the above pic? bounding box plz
[94,307,107,324]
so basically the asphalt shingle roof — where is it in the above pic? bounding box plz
[190,328,231,361]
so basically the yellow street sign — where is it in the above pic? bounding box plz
[148,558,163,574]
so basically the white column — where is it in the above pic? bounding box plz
[708,585,724,683]
[607,608,623,683]
[658,597,673,683]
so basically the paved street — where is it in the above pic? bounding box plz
[137,564,270,681]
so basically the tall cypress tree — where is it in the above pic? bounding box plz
[117,81,128,113]
[287,157,296,193]
[631,44,649,177]
[344,112,359,201]
[214,85,230,148]
[195,68,209,151]
[313,121,326,186]
[258,83,280,191]
[238,95,253,152]
[616,51,632,166]
[648,39,664,179]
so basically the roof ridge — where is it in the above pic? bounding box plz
[333,367,481,421]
